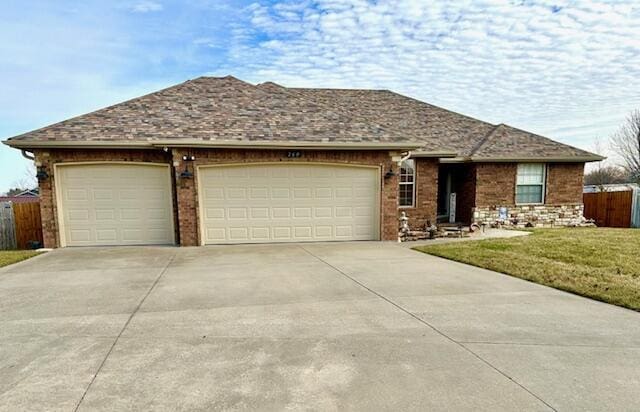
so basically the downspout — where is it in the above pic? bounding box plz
[398,151,412,166]
[21,149,35,161]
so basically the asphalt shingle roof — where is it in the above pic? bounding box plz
[4,75,600,160]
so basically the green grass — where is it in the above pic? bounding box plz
[0,250,42,268]
[414,228,640,311]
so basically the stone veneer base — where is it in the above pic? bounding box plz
[473,204,584,227]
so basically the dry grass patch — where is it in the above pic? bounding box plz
[414,228,640,311]
[0,250,42,268]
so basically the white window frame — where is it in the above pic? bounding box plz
[399,159,416,208]
[515,163,546,205]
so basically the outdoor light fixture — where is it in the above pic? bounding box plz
[384,166,396,179]
[35,166,49,181]
[180,153,195,179]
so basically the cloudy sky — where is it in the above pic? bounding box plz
[1,0,639,193]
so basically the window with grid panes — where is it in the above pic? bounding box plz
[516,163,545,204]
[399,159,415,207]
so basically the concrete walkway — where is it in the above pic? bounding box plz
[0,242,639,411]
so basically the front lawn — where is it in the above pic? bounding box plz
[0,250,42,268]
[414,228,640,311]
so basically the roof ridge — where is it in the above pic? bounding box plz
[468,123,504,157]
[290,86,389,92]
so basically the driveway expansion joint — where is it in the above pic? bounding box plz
[72,253,177,412]
[298,245,558,412]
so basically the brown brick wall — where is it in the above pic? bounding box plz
[545,163,585,204]
[33,149,173,248]
[398,158,438,229]
[475,163,518,207]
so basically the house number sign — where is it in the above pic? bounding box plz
[286,151,302,158]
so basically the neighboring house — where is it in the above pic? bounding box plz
[3,76,602,248]
[0,188,40,204]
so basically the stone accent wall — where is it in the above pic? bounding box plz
[168,148,400,245]
[473,204,584,227]
[398,158,438,229]
[33,149,173,248]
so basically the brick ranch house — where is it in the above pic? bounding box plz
[3,76,602,248]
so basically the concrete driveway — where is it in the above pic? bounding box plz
[1,242,639,411]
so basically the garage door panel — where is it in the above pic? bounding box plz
[96,229,117,241]
[314,207,333,218]
[68,209,90,222]
[199,164,379,244]
[250,208,269,219]
[57,164,175,246]
[251,227,270,239]
[66,189,88,201]
[250,188,269,199]
[293,207,312,218]
[207,228,226,241]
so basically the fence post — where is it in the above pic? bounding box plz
[0,202,18,250]
[632,188,640,228]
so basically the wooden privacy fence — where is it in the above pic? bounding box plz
[583,190,633,228]
[0,201,44,250]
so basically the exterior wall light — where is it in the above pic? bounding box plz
[180,153,195,179]
[180,169,194,179]
[384,167,396,179]
[36,166,49,181]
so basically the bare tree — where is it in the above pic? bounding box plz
[584,165,629,186]
[611,110,640,182]
[9,164,37,192]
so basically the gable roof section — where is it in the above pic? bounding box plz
[3,76,602,161]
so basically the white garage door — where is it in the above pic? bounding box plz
[198,164,380,244]
[56,163,175,246]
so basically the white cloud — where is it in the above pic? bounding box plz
[229,0,640,161]
[130,1,163,13]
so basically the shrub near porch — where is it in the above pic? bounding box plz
[415,228,640,311]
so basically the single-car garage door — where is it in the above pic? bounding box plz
[198,163,380,244]
[55,163,175,246]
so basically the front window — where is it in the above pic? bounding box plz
[516,163,545,204]
[399,159,415,207]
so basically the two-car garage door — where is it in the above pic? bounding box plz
[198,164,380,244]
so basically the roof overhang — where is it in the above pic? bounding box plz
[2,140,156,150]
[439,155,605,163]
[410,150,458,158]
[2,139,423,151]
[157,140,424,151]
[469,155,605,163]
